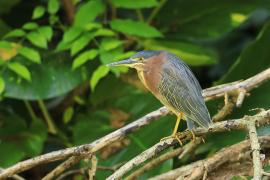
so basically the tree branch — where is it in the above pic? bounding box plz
[247,121,262,180]
[150,136,270,180]
[106,109,270,179]
[0,68,269,179]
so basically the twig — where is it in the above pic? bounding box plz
[89,155,98,180]
[107,110,270,179]
[136,9,144,22]
[42,156,83,180]
[150,136,270,180]
[24,100,37,121]
[247,121,262,180]
[0,168,25,180]
[37,99,57,134]
[0,68,269,179]
[61,0,75,24]
[56,169,85,180]
[0,107,168,179]
[212,93,235,122]
[147,0,168,23]
[126,147,183,180]
[178,138,202,159]
[263,171,270,176]
[106,139,175,180]
[236,89,247,107]
[125,138,201,180]
[203,67,270,101]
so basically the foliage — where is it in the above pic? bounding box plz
[0,0,270,179]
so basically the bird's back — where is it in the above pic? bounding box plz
[157,52,212,130]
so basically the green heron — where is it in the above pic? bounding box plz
[107,51,212,144]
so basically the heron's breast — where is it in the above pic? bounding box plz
[141,52,166,96]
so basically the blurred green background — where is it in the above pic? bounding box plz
[0,0,270,179]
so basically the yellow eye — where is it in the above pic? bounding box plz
[135,57,144,61]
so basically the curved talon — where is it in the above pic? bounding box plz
[190,130,196,141]
[160,134,183,146]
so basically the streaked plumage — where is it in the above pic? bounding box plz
[107,50,212,132]
[157,52,211,130]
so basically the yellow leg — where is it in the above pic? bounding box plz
[161,113,183,146]
[172,114,181,136]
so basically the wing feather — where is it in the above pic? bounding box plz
[157,54,212,129]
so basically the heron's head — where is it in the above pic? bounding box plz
[107,50,163,70]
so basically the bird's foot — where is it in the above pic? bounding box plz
[160,134,183,146]
[190,130,196,141]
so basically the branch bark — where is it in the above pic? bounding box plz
[247,121,262,180]
[150,136,270,180]
[0,68,269,179]
[106,109,270,179]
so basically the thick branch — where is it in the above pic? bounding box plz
[0,107,168,179]
[0,68,269,179]
[150,136,270,180]
[107,110,270,179]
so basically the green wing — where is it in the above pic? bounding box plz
[158,56,211,130]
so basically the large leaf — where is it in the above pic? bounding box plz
[0,115,47,167]
[74,0,105,28]
[110,19,163,38]
[217,22,270,130]
[111,0,158,9]
[4,52,92,100]
[157,0,270,40]
[143,39,217,65]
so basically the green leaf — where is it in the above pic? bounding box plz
[48,0,60,14]
[90,65,110,91]
[56,40,72,51]
[0,41,12,48]
[4,29,25,39]
[100,38,123,51]
[71,33,94,56]
[111,0,158,9]
[63,27,83,43]
[143,39,217,65]
[0,76,5,94]
[22,22,39,30]
[38,26,53,41]
[3,52,93,100]
[8,62,31,81]
[110,19,163,38]
[99,47,128,75]
[74,0,105,28]
[72,49,98,70]
[94,29,116,37]
[85,22,102,31]
[18,47,41,64]
[72,111,111,145]
[32,6,45,19]
[157,1,267,40]
[63,106,74,124]
[26,31,47,49]
[214,22,270,136]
